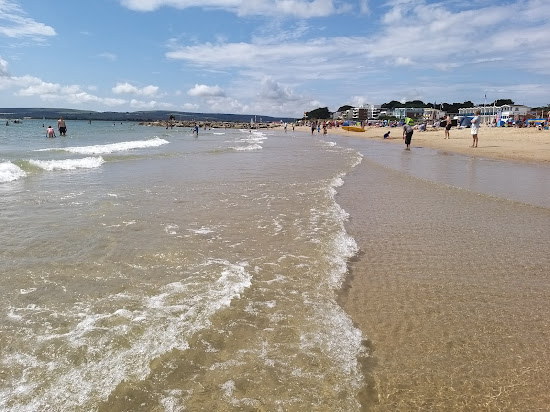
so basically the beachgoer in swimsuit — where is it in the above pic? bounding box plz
[444,115,451,139]
[57,117,67,136]
[46,126,56,138]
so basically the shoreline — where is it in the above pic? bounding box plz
[291,124,550,164]
[316,125,550,409]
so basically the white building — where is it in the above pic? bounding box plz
[393,107,425,120]
[458,104,530,125]
[367,105,382,119]
[336,104,382,121]
[423,108,446,121]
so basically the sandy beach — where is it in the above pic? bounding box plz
[297,123,550,410]
[293,124,550,163]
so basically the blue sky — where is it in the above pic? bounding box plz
[1,0,549,117]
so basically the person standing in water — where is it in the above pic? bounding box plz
[57,117,67,136]
[470,109,481,148]
[403,123,413,150]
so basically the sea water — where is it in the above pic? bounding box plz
[3,121,549,411]
[0,121,364,411]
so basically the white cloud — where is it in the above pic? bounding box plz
[182,102,199,111]
[349,96,370,108]
[258,77,299,101]
[0,56,9,76]
[112,82,159,96]
[16,80,59,96]
[1,74,126,107]
[0,0,56,39]
[359,0,369,14]
[395,57,413,66]
[119,0,365,17]
[167,38,371,83]
[98,52,117,61]
[130,99,157,109]
[202,96,248,114]
[130,98,174,109]
[164,0,550,92]
[187,84,225,97]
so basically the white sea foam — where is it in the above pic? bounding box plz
[188,226,215,235]
[164,224,179,235]
[29,157,104,171]
[0,260,252,411]
[0,161,27,183]
[36,137,169,155]
[231,144,262,151]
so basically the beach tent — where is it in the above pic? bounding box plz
[459,116,472,128]
[404,117,414,125]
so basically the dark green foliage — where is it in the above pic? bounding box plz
[306,107,331,120]
[337,105,353,112]
[491,99,515,106]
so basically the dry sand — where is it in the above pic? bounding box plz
[293,124,550,163]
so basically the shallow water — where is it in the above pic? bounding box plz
[2,122,548,411]
[1,122,364,411]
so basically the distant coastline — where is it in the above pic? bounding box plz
[141,120,280,129]
[0,108,295,123]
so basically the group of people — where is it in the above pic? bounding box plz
[399,109,481,150]
[45,117,67,138]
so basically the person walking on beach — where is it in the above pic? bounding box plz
[444,115,452,139]
[403,123,413,150]
[470,109,481,148]
[57,117,67,136]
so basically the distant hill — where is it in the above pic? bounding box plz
[0,108,295,123]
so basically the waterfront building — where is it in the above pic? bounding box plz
[392,107,425,120]
[458,104,530,125]
[423,108,446,121]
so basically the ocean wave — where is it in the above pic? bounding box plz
[0,161,27,183]
[0,259,252,411]
[29,157,105,171]
[36,137,169,155]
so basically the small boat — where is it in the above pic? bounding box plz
[342,125,364,132]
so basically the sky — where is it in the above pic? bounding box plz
[1,0,549,118]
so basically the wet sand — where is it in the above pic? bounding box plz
[326,125,550,410]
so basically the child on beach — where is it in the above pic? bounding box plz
[46,126,56,138]
[383,131,390,139]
